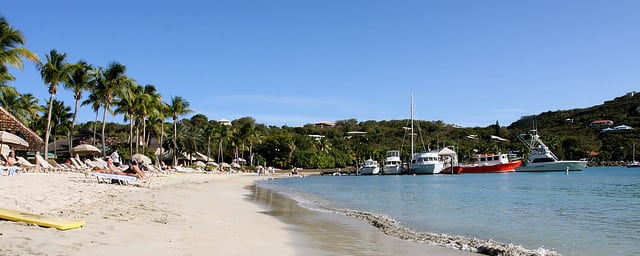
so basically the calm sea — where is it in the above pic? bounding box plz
[257,167,640,256]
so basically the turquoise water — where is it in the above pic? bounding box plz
[258,167,640,255]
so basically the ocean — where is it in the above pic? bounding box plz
[254,167,640,256]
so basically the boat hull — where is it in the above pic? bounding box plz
[382,165,403,175]
[515,160,587,172]
[358,166,380,175]
[447,160,521,174]
[409,163,443,175]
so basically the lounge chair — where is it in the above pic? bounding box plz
[35,154,63,172]
[89,172,151,187]
[16,156,39,172]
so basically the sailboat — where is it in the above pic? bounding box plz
[627,143,640,168]
[408,93,444,175]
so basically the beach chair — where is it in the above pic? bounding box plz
[16,156,39,172]
[142,163,166,177]
[34,154,61,172]
[89,172,151,187]
[47,159,73,172]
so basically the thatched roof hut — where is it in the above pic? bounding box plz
[0,106,43,152]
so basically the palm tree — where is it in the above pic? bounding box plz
[46,99,72,156]
[114,81,140,155]
[64,60,93,151]
[168,96,192,165]
[16,93,42,124]
[95,62,128,156]
[0,85,20,111]
[139,85,161,153]
[81,71,103,146]
[37,49,71,159]
[0,16,40,83]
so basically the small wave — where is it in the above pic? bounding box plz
[332,208,561,256]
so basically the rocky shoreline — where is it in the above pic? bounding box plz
[334,208,561,256]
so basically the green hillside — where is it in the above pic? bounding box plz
[508,92,640,162]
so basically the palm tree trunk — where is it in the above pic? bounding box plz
[142,116,147,153]
[160,121,164,167]
[43,94,54,160]
[92,110,98,146]
[69,98,79,153]
[207,136,211,163]
[135,122,140,154]
[129,116,134,156]
[173,117,177,166]
[101,104,108,157]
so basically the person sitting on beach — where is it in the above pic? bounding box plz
[1,151,20,176]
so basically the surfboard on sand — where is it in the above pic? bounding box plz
[0,208,85,230]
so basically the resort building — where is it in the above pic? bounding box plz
[0,106,43,153]
[313,121,336,128]
[218,119,232,126]
[590,119,613,127]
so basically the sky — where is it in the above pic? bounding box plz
[3,0,640,128]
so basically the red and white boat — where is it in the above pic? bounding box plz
[442,153,521,174]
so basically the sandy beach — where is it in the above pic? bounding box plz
[0,172,479,256]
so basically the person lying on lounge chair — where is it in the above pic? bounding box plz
[92,157,125,174]
[122,160,147,180]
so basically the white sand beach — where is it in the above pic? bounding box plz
[0,172,478,256]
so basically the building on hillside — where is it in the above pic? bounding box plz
[590,119,613,127]
[314,121,336,128]
[0,106,43,152]
[218,119,232,126]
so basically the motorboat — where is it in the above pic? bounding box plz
[407,93,447,175]
[447,153,521,174]
[516,130,587,172]
[382,150,403,175]
[410,151,443,174]
[358,158,380,175]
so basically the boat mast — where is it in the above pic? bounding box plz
[411,92,414,157]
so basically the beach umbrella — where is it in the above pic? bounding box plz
[206,161,218,166]
[231,163,241,168]
[131,153,152,165]
[194,161,206,167]
[0,131,29,147]
[221,162,231,168]
[72,144,100,155]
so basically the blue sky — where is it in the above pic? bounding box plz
[4,0,640,127]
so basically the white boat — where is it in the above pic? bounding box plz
[627,143,640,168]
[410,151,444,174]
[407,93,445,175]
[358,158,380,175]
[516,129,587,172]
[382,150,403,175]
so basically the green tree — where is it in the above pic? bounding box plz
[37,49,71,159]
[168,96,192,165]
[0,16,40,83]
[64,60,93,151]
[95,62,129,156]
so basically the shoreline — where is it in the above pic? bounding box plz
[0,172,551,255]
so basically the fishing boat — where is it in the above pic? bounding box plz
[358,158,380,175]
[627,143,640,168]
[382,150,403,175]
[446,153,521,174]
[407,93,446,175]
[516,130,587,172]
